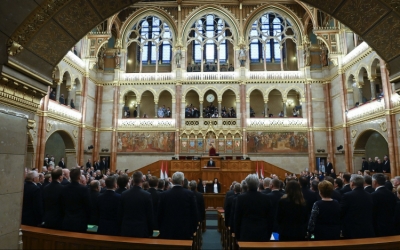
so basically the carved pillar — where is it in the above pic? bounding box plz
[78,75,89,165]
[217,46,220,72]
[358,86,363,104]
[36,86,50,171]
[137,103,140,118]
[139,48,143,73]
[93,85,103,161]
[339,73,352,172]
[110,85,120,172]
[240,82,247,157]
[380,61,399,175]
[175,83,182,157]
[264,101,268,118]
[200,102,203,118]
[218,101,222,117]
[305,82,315,171]
[280,46,284,71]
[155,102,158,118]
[324,81,335,166]
[369,77,377,100]
[56,81,61,101]
[282,101,287,117]
[172,101,176,119]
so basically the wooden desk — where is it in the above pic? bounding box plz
[200,157,223,168]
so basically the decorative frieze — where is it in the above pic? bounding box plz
[118,118,175,129]
[247,118,308,129]
[48,100,82,121]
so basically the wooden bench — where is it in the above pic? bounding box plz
[237,236,400,250]
[21,225,193,250]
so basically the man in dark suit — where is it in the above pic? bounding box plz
[385,175,394,191]
[340,174,374,239]
[158,171,198,240]
[189,180,205,224]
[116,175,129,194]
[361,157,369,172]
[334,178,343,191]
[371,173,397,236]
[59,94,65,105]
[224,183,240,228]
[147,176,160,229]
[207,158,216,167]
[86,159,92,170]
[21,171,43,226]
[266,179,284,232]
[119,171,153,237]
[199,181,207,193]
[368,157,375,172]
[61,168,91,232]
[99,158,107,174]
[223,181,237,208]
[325,159,333,175]
[42,169,64,229]
[61,169,70,185]
[234,174,272,242]
[88,180,100,225]
[58,157,66,168]
[340,173,352,195]
[97,176,121,236]
[299,176,318,219]
[383,155,391,173]
[325,176,342,202]
[262,178,272,194]
[363,175,375,194]
[157,179,165,193]
[94,160,100,171]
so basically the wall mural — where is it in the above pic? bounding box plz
[247,132,308,153]
[117,132,175,153]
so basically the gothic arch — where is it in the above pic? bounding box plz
[356,64,370,83]
[53,66,61,82]
[296,1,317,29]
[202,86,220,100]
[157,87,176,101]
[244,4,304,44]
[220,86,239,100]
[183,87,201,99]
[121,8,178,48]
[139,88,157,102]
[120,88,140,104]
[73,77,81,90]
[283,86,304,99]
[46,130,76,149]
[247,86,265,99]
[181,5,240,46]
[370,57,382,78]
[354,129,387,150]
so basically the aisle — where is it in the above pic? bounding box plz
[202,211,222,250]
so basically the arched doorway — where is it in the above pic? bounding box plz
[267,89,283,117]
[371,58,382,99]
[185,90,200,118]
[140,90,155,118]
[353,130,388,172]
[249,89,264,118]
[60,72,71,105]
[45,130,76,168]
[286,89,301,117]
[358,67,371,102]
[158,90,173,118]
[347,74,356,108]
[221,89,237,118]
[203,90,218,118]
[123,91,137,118]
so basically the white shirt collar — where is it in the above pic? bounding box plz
[375,186,385,191]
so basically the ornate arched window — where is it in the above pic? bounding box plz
[188,14,233,64]
[127,15,172,65]
[249,12,296,64]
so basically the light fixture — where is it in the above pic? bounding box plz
[88,145,93,150]
[337,145,343,152]
[286,99,294,107]
[127,59,132,64]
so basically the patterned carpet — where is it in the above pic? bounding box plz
[202,211,222,250]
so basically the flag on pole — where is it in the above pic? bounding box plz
[260,162,264,179]
[164,161,169,179]
[256,161,259,179]
[160,161,165,179]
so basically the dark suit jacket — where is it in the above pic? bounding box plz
[147,187,160,229]
[89,190,99,225]
[325,163,333,174]
[207,160,216,167]
[192,191,205,222]
[42,181,64,229]
[61,181,91,232]
[385,181,394,191]
[301,187,318,219]
[224,193,238,227]
[361,161,369,172]
[332,189,342,203]
[266,190,284,231]
[277,198,308,241]
[99,161,107,171]
[368,161,375,172]
[199,185,207,193]
[234,190,272,242]
[364,185,375,194]
[61,177,70,186]
[213,182,221,193]
[375,162,382,173]
[115,187,127,195]
[21,182,43,226]
[58,161,66,168]
[340,184,352,195]
[94,162,99,171]
[340,187,374,239]
[158,186,198,239]
[97,190,121,236]
[261,188,271,194]
[86,162,91,170]
[371,186,397,236]
[383,160,391,173]
[119,185,153,237]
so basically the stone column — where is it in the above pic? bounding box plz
[36,86,50,170]
[239,82,247,157]
[110,85,120,172]
[339,73,352,172]
[264,101,268,117]
[92,85,103,162]
[78,75,89,165]
[324,81,335,166]
[218,101,222,117]
[175,83,182,157]
[56,81,61,101]
[155,102,158,118]
[380,61,399,175]
[358,86,363,104]
[305,82,316,171]
[369,77,377,100]
[282,101,287,117]
[172,101,176,118]
[200,102,203,118]
[136,103,140,118]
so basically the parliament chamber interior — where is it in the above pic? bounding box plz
[2,0,400,249]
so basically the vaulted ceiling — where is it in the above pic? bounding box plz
[1,0,400,85]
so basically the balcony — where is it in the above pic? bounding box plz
[184,71,237,81]
[118,118,175,129]
[48,100,82,121]
[184,118,240,130]
[247,118,308,129]
[122,72,174,82]
[346,99,385,121]
[342,42,370,66]
[248,71,304,80]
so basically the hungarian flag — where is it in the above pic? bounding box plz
[260,162,264,179]
[164,161,169,179]
[160,161,165,179]
[256,162,259,179]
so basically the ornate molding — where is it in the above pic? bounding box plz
[7,40,23,56]
[118,118,175,129]
[346,100,385,121]
[48,100,82,121]
[246,118,308,130]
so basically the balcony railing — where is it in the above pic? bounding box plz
[346,99,385,121]
[184,118,240,129]
[118,118,175,128]
[342,42,370,65]
[64,51,85,69]
[184,71,237,81]
[48,100,82,121]
[122,72,173,82]
[249,71,304,80]
[247,118,308,128]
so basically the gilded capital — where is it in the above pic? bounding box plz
[7,39,23,56]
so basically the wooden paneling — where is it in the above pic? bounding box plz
[203,194,225,209]
[21,226,192,250]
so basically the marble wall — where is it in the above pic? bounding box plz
[116,154,174,171]
[251,155,309,175]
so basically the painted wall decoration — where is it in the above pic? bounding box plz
[247,131,308,153]
[117,132,175,153]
